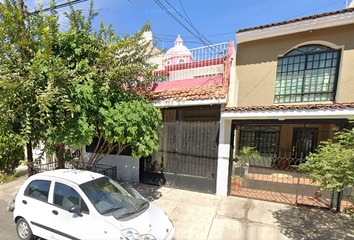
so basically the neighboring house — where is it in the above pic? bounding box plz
[82,33,236,190]
[141,34,236,193]
[217,5,354,211]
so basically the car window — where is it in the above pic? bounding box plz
[24,180,51,202]
[54,182,89,214]
[80,177,148,220]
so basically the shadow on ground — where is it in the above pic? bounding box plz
[118,181,164,202]
[273,206,354,240]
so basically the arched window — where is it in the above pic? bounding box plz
[165,60,171,66]
[178,58,185,64]
[274,44,340,103]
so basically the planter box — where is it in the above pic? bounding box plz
[231,178,243,191]
[245,157,273,167]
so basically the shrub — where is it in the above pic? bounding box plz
[0,133,25,175]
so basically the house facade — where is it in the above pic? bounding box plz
[217,6,354,211]
[81,33,236,193]
[81,5,353,211]
[142,35,236,193]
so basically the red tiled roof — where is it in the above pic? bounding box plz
[150,82,229,101]
[223,102,354,112]
[237,7,354,33]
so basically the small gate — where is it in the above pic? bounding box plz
[140,121,219,193]
[229,120,353,212]
[230,158,337,210]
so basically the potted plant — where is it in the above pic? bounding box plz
[234,146,262,176]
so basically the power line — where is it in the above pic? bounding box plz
[29,0,88,15]
[152,0,216,50]
[162,0,216,49]
[178,0,194,32]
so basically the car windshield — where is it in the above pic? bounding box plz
[80,177,148,220]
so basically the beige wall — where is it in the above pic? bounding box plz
[234,24,354,107]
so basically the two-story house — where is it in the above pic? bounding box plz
[141,34,236,193]
[217,5,354,211]
[80,32,236,192]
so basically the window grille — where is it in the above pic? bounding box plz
[275,45,340,103]
[239,126,280,157]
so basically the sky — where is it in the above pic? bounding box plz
[9,0,354,50]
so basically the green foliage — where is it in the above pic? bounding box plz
[235,146,260,168]
[299,128,354,191]
[0,0,162,171]
[0,0,58,174]
[299,127,354,216]
[237,146,260,158]
[45,1,162,168]
[0,133,25,174]
[0,170,21,184]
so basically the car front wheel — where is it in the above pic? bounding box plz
[16,218,34,240]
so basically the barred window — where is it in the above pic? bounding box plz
[239,125,280,157]
[274,45,340,103]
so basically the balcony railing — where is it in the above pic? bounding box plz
[154,42,230,82]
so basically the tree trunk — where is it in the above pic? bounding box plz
[26,141,33,177]
[55,144,65,169]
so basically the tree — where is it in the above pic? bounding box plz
[0,0,59,176]
[1,0,162,173]
[298,127,354,217]
[44,3,163,169]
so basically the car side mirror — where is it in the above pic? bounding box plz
[69,205,83,217]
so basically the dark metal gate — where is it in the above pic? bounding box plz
[229,120,352,212]
[141,121,219,193]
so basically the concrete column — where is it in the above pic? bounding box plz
[216,118,232,196]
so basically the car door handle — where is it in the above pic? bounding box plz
[22,200,27,204]
[52,210,58,215]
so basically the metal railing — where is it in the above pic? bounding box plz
[230,156,353,214]
[154,42,229,82]
[32,161,117,180]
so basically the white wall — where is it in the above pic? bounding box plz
[83,151,140,183]
[32,141,52,165]
[168,64,224,81]
[216,118,232,196]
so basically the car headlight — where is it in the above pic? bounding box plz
[121,229,140,240]
[140,234,156,240]
[121,229,156,240]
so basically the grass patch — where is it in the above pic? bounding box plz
[0,170,23,184]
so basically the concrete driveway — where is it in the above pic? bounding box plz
[122,182,354,240]
[1,172,354,240]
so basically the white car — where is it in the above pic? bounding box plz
[12,169,175,240]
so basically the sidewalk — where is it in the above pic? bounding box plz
[122,182,354,240]
[1,171,354,240]
[0,169,28,203]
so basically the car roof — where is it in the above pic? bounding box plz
[33,169,106,185]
